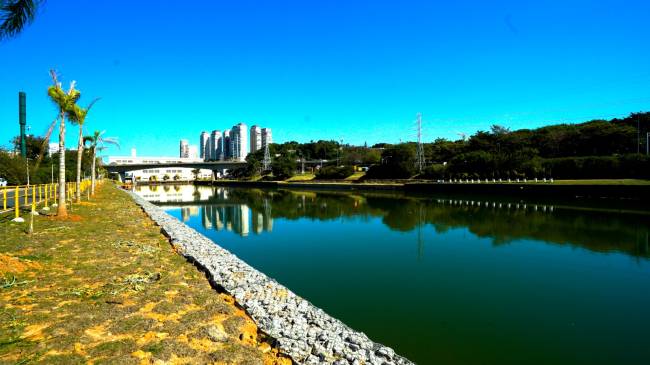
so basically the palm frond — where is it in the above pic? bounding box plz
[86,97,100,112]
[0,0,42,41]
[101,136,120,149]
[32,115,57,171]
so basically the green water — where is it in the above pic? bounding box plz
[137,185,650,365]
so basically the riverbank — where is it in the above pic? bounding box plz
[196,179,650,200]
[0,183,290,364]
[128,189,414,365]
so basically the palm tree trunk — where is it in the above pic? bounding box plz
[91,147,96,195]
[57,113,67,217]
[76,125,83,203]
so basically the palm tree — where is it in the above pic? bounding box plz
[68,99,99,202]
[47,70,80,217]
[84,130,119,196]
[0,0,43,40]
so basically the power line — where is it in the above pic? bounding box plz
[415,112,424,173]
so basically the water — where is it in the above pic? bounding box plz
[135,184,650,365]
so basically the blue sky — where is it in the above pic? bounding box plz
[1,0,649,157]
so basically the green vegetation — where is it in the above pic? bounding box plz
[237,112,650,182]
[0,183,290,364]
[315,165,355,180]
[68,99,100,202]
[0,0,42,41]
[47,70,81,217]
[0,135,96,186]
[370,112,650,180]
[84,130,119,195]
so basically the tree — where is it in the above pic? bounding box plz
[366,143,416,179]
[191,168,200,181]
[271,155,296,180]
[0,0,43,41]
[84,130,119,195]
[47,70,80,218]
[68,99,100,202]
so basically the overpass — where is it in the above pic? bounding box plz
[105,161,247,181]
[104,159,333,180]
[105,161,247,173]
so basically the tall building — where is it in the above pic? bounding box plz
[230,123,248,161]
[188,145,199,159]
[250,125,262,153]
[223,129,231,160]
[179,139,189,158]
[199,131,209,160]
[261,128,273,148]
[210,130,222,161]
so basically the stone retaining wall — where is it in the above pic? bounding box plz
[128,191,415,365]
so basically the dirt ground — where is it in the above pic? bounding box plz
[0,183,292,365]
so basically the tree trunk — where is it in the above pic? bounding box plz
[76,125,83,203]
[57,112,67,217]
[91,147,96,195]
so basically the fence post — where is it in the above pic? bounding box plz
[3,187,6,211]
[24,186,28,205]
[15,186,19,219]
[32,185,36,212]
[44,184,48,208]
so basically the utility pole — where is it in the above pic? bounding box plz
[19,92,27,157]
[415,112,424,174]
[638,116,641,154]
[647,132,649,155]
[25,125,31,186]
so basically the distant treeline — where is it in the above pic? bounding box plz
[0,135,97,185]
[242,112,650,180]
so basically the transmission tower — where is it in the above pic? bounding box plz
[415,112,424,173]
[262,143,272,171]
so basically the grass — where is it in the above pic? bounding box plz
[344,172,366,181]
[284,173,315,182]
[0,182,291,365]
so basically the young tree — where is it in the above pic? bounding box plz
[84,130,119,195]
[192,168,201,181]
[68,99,99,202]
[47,70,80,217]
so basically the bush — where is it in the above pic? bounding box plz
[421,164,447,179]
[315,165,355,179]
[366,164,413,179]
[541,155,650,179]
[271,156,297,180]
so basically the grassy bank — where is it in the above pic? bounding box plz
[0,183,291,364]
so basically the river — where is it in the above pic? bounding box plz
[134,184,650,365]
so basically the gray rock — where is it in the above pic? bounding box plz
[127,190,416,365]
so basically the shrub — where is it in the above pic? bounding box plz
[271,156,297,180]
[315,165,355,179]
[421,164,447,179]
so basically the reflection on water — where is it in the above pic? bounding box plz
[134,185,650,259]
[134,184,650,365]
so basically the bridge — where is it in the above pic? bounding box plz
[104,159,330,180]
[104,161,247,181]
[105,161,247,174]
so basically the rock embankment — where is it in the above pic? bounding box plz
[129,192,415,365]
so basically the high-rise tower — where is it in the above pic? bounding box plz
[230,123,248,162]
[250,125,262,153]
[179,139,189,158]
[200,131,209,160]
